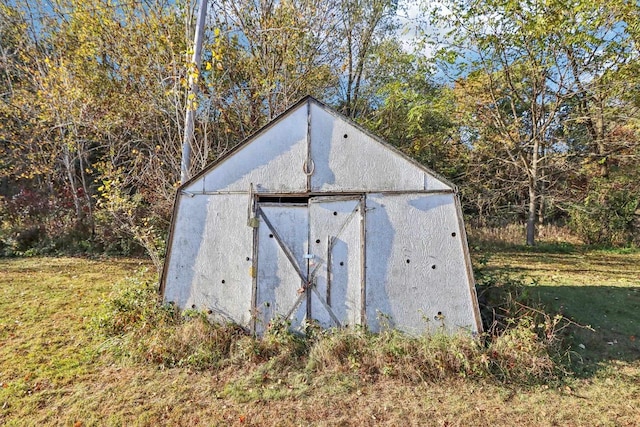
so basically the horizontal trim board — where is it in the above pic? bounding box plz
[181,189,455,197]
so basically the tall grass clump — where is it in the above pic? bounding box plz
[305,257,569,385]
[94,267,570,386]
[473,257,569,383]
[92,270,246,369]
[230,318,312,375]
[305,321,563,386]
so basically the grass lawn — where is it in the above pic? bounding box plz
[0,250,639,426]
[481,245,640,367]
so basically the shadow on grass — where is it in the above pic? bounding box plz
[469,239,581,253]
[530,285,640,375]
[473,244,640,286]
[471,242,639,378]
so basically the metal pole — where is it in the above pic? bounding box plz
[181,0,209,184]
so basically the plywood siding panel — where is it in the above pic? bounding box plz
[163,194,254,326]
[309,103,451,192]
[365,193,479,334]
[184,106,308,194]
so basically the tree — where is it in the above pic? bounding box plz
[361,42,464,178]
[202,0,338,146]
[2,0,412,257]
[334,0,400,119]
[430,0,640,245]
[0,0,189,262]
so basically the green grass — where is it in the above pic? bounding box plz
[1,252,639,426]
[0,257,149,425]
[476,245,640,378]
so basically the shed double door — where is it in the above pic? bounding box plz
[254,196,363,334]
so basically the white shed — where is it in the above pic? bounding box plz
[160,97,482,335]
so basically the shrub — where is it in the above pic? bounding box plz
[93,271,174,336]
[569,178,639,246]
[0,188,96,256]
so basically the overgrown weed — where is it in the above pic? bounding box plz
[94,269,573,387]
[305,322,563,386]
[92,272,246,369]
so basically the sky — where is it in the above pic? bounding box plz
[396,0,432,56]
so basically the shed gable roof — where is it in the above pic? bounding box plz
[183,97,454,194]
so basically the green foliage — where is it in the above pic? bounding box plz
[0,189,103,257]
[362,59,465,179]
[0,0,187,259]
[569,178,640,246]
[0,0,415,260]
[94,169,167,266]
[429,0,640,243]
[472,254,572,383]
[305,320,563,385]
[475,263,530,332]
[92,270,175,337]
[2,0,639,258]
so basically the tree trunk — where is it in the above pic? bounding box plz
[526,138,540,246]
[77,142,95,236]
[526,181,536,246]
[597,140,609,178]
[537,193,545,226]
[62,142,83,225]
[0,176,8,197]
